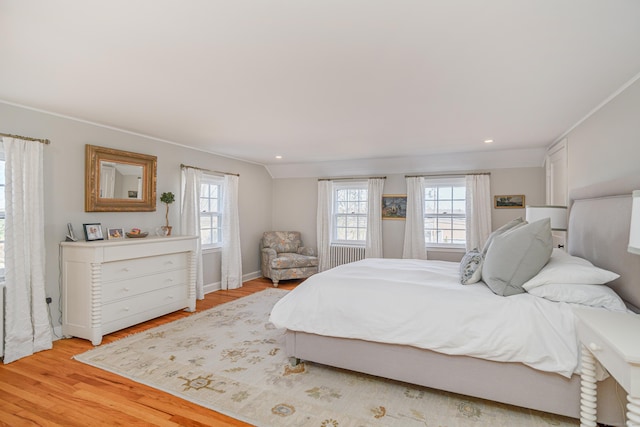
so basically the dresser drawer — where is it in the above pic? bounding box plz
[102,284,189,323]
[102,269,187,303]
[102,253,187,282]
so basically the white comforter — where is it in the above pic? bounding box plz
[269,258,579,377]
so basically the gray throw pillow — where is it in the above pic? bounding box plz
[460,249,483,285]
[481,217,526,256]
[482,218,553,296]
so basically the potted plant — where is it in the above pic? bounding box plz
[160,191,175,235]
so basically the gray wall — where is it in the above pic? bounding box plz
[272,167,545,261]
[565,77,640,191]
[1,102,273,325]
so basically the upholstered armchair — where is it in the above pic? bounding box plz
[260,231,318,287]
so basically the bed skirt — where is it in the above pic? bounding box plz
[285,330,626,426]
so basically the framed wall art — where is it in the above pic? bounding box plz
[382,194,407,219]
[494,194,525,209]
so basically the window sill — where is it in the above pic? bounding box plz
[330,242,366,247]
[426,246,465,253]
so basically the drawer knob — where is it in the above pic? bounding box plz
[589,342,602,352]
[124,307,130,312]
[123,287,130,292]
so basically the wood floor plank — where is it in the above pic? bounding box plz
[0,277,301,426]
[72,387,179,427]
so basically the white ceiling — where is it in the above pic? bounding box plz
[2,1,640,176]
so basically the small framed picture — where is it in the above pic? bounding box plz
[107,228,124,240]
[494,195,526,209]
[83,223,104,241]
[382,195,407,220]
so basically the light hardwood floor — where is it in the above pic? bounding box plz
[0,277,302,427]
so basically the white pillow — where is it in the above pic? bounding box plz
[522,249,619,291]
[527,283,628,312]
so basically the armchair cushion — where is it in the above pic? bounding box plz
[271,253,319,269]
[262,231,302,253]
[297,246,317,257]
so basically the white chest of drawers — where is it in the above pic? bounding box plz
[61,235,197,345]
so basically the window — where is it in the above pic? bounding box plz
[200,175,223,248]
[424,177,466,247]
[332,182,367,244]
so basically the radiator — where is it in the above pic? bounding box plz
[329,245,365,268]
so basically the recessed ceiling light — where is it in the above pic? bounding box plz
[275,155,282,159]
[484,139,493,144]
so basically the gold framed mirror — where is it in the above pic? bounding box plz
[85,144,157,212]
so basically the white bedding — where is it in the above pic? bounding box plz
[269,258,580,377]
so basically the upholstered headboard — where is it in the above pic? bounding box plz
[568,175,640,311]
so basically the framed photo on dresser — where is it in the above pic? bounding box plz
[107,228,124,240]
[83,223,104,241]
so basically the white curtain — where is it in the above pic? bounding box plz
[100,164,116,198]
[221,174,242,289]
[2,137,52,363]
[402,176,427,259]
[465,174,492,251]
[180,167,204,299]
[316,180,332,272]
[365,178,385,258]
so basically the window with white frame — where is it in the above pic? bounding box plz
[200,174,223,248]
[424,177,466,247]
[332,181,367,245]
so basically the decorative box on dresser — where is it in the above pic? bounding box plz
[61,235,198,345]
[574,307,640,427]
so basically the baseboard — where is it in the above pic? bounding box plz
[204,270,262,294]
[243,270,262,282]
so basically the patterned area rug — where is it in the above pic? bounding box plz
[74,289,577,426]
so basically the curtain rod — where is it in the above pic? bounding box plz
[180,163,239,177]
[0,132,50,144]
[404,172,490,178]
[318,176,386,181]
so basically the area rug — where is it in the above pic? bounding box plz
[74,289,576,426]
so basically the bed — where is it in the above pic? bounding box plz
[269,175,640,426]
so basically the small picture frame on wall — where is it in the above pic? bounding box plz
[83,223,104,241]
[494,194,526,209]
[107,228,124,240]
[382,194,407,219]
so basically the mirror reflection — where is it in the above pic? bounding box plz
[99,161,144,199]
[85,144,157,212]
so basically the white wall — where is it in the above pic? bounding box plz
[1,102,273,326]
[566,77,640,191]
[273,167,545,261]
